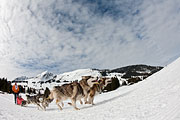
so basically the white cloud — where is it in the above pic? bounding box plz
[0,0,180,80]
[139,0,180,64]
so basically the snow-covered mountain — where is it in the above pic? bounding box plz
[13,76,30,81]
[36,71,55,81]
[56,69,102,82]
[99,64,163,79]
[1,57,180,120]
[12,65,162,90]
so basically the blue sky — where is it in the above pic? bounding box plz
[0,0,180,80]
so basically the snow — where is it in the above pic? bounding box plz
[36,71,54,80]
[56,68,102,81]
[1,57,180,120]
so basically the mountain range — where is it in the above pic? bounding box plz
[12,64,163,90]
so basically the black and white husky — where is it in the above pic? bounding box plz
[24,93,52,110]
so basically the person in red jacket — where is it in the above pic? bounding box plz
[12,82,20,104]
[17,95,24,105]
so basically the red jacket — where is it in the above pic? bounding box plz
[17,97,24,105]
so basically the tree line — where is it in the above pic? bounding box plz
[0,78,12,93]
[0,78,25,94]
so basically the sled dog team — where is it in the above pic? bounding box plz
[22,76,112,111]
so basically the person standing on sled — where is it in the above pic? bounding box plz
[12,82,19,104]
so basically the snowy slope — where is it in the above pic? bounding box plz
[1,57,180,120]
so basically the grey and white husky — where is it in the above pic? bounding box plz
[24,93,52,110]
[69,77,112,105]
[86,77,112,105]
[47,77,99,110]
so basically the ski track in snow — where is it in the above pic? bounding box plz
[1,58,180,120]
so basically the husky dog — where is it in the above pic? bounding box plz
[25,94,52,110]
[48,77,99,110]
[79,76,99,104]
[25,94,43,109]
[48,81,83,110]
[87,77,112,105]
[68,77,112,106]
